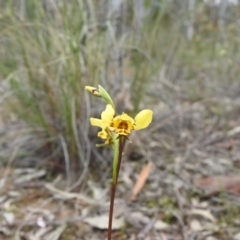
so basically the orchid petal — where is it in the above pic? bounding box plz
[135,110,153,130]
[101,104,115,123]
[90,118,104,128]
[97,130,108,139]
[119,113,135,123]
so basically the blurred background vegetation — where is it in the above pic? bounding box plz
[1,0,240,185]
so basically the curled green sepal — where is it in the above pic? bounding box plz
[112,136,119,184]
[98,85,115,111]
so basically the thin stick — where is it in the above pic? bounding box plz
[107,137,125,240]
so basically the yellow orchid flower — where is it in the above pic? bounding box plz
[86,84,153,237]
[90,105,116,146]
[90,104,115,140]
[90,104,153,140]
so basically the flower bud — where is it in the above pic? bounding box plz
[98,85,115,110]
[85,85,115,110]
[85,86,101,97]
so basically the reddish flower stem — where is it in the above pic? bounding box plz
[107,137,125,240]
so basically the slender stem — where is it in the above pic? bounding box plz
[116,137,125,180]
[108,183,116,240]
[107,137,125,240]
